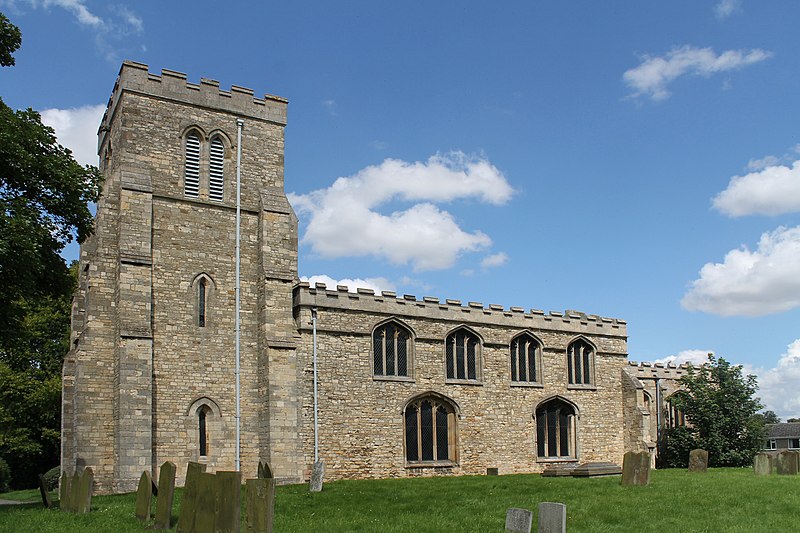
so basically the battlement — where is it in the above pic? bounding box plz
[293,281,627,337]
[99,61,287,149]
[624,360,692,380]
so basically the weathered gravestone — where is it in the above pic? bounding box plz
[504,507,533,533]
[176,461,207,533]
[38,474,52,508]
[75,467,94,514]
[135,470,154,522]
[154,461,177,530]
[621,451,651,486]
[246,478,276,533]
[776,450,800,475]
[59,471,71,512]
[194,472,218,533]
[538,502,567,533]
[257,461,273,479]
[70,472,81,512]
[688,449,709,473]
[753,452,774,475]
[215,471,242,533]
[310,461,324,492]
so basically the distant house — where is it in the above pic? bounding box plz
[764,423,800,451]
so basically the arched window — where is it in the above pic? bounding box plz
[373,320,412,378]
[198,405,210,457]
[445,327,481,381]
[666,392,687,428]
[198,278,207,327]
[510,332,542,383]
[208,136,225,201]
[404,395,457,465]
[193,274,214,328]
[184,132,201,198]
[536,397,577,459]
[567,338,595,386]
[187,397,220,461]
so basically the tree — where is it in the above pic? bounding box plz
[664,354,764,468]
[0,12,102,488]
[755,410,781,425]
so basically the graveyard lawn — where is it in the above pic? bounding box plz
[0,468,798,532]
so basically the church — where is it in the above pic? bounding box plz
[62,61,685,493]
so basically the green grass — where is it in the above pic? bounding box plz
[0,468,797,532]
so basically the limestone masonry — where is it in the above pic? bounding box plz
[62,62,683,493]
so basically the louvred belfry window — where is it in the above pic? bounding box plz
[184,133,201,197]
[208,137,224,201]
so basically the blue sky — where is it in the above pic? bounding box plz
[3,1,800,417]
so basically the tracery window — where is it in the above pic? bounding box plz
[666,393,687,428]
[404,395,457,465]
[510,332,541,383]
[445,328,481,381]
[208,136,225,201]
[567,337,595,386]
[184,132,201,198]
[536,398,576,459]
[373,320,411,378]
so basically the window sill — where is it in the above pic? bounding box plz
[406,461,457,469]
[445,379,483,386]
[510,381,544,389]
[373,375,415,383]
[537,457,578,464]
[567,384,597,391]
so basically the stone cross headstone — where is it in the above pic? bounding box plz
[194,472,217,533]
[215,471,242,533]
[135,470,154,522]
[753,452,774,475]
[258,461,273,479]
[538,502,567,533]
[688,449,709,473]
[59,471,71,512]
[246,478,276,533]
[37,474,52,508]
[776,450,800,475]
[504,507,532,533]
[154,461,177,530]
[310,461,324,492]
[75,467,94,514]
[621,451,651,486]
[177,461,207,533]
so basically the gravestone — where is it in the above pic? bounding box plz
[487,467,499,476]
[70,471,81,512]
[215,471,242,533]
[538,502,567,533]
[504,507,532,533]
[753,452,773,475]
[194,472,218,533]
[688,449,709,473]
[310,461,324,492]
[258,461,273,479]
[59,471,71,512]
[37,474,52,508]
[621,451,651,486]
[75,467,94,514]
[776,450,800,475]
[176,461,207,533]
[154,461,177,530]
[135,470,154,522]
[246,478,276,533]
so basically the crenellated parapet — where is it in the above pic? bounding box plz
[624,360,692,381]
[292,281,627,337]
[98,60,287,151]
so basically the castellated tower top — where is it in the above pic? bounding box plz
[99,61,287,145]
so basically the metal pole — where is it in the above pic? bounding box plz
[235,118,244,471]
[312,308,319,463]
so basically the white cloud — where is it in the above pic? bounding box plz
[682,226,800,316]
[480,252,508,269]
[40,104,105,167]
[300,275,394,294]
[754,340,800,419]
[713,160,800,217]
[746,155,781,172]
[623,45,771,101]
[289,152,513,272]
[654,349,713,367]
[715,0,742,19]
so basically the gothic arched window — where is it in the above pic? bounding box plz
[567,337,595,386]
[208,136,225,201]
[184,132,201,198]
[510,332,542,384]
[404,395,457,465]
[373,320,412,378]
[536,397,577,459]
[445,327,481,382]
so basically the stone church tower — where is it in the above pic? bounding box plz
[62,61,303,493]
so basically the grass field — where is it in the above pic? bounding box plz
[0,468,797,532]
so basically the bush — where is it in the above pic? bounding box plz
[42,466,60,491]
[0,457,11,492]
[662,425,696,468]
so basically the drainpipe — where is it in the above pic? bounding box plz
[655,377,662,467]
[312,308,319,463]
[235,118,244,471]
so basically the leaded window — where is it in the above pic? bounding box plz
[209,136,225,201]
[184,132,201,197]
[405,396,456,464]
[445,328,480,381]
[511,333,541,383]
[373,321,411,378]
[536,398,576,459]
[567,338,594,386]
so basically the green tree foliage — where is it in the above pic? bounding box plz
[0,12,102,488]
[664,355,764,468]
[754,410,781,425]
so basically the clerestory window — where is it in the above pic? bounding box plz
[404,395,457,465]
[567,337,595,386]
[445,328,481,382]
[373,320,412,379]
[510,332,542,384]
